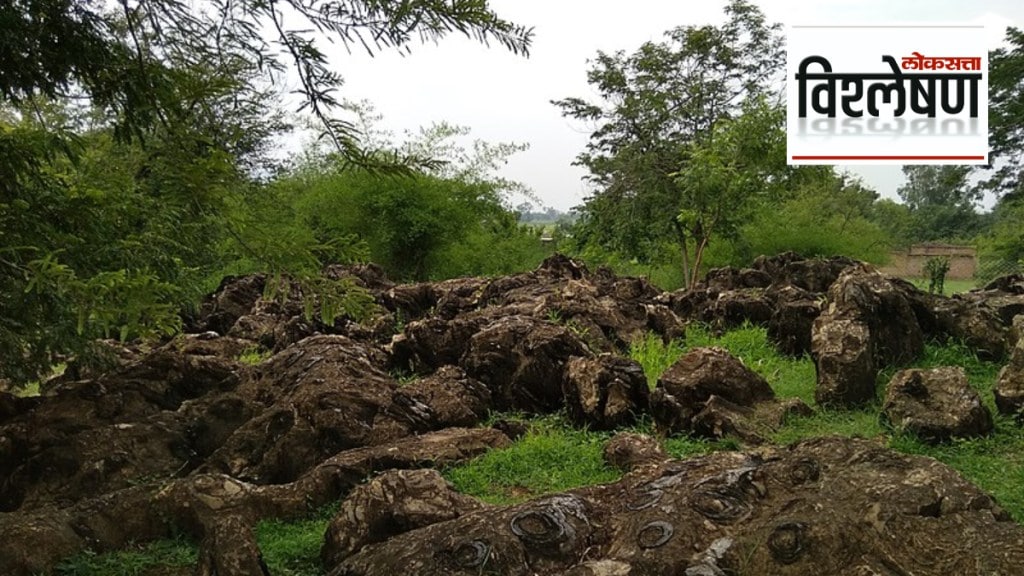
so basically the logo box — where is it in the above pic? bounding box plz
[786,25,989,165]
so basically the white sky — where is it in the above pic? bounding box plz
[321,1,1021,211]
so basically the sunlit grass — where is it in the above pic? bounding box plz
[444,415,620,505]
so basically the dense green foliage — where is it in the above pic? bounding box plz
[553,0,787,286]
[739,176,891,264]
[0,1,532,384]
[986,26,1024,200]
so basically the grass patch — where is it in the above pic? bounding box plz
[444,415,621,505]
[629,324,816,404]
[255,504,337,576]
[628,332,687,388]
[904,277,976,295]
[55,538,197,576]
[237,345,272,366]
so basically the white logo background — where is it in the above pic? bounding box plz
[786,25,989,165]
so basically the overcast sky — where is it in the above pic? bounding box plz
[324,1,1021,211]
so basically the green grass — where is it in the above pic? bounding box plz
[255,504,337,576]
[905,277,977,295]
[55,538,197,576]
[237,345,272,366]
[628,333,688,388]
[629,324,817,404]
[443,415,621,505]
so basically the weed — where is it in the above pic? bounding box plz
[237,345,272,366]
[627,332,687,388]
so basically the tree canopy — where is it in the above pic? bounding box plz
[552,0,784,284]
[0,0,532,384]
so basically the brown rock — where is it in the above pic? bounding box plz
[327,437,1024,576]
[650,347,774,436]
[563,355,649,430]
[995,337,1024,417]
[882,367,993,443]
[602,433,667,471]
[812,266,925,407]
[321,469,486,567]
[766,285,821,357]
[690,396,814,444]
[462,315,591,413]
[812,317,876,407]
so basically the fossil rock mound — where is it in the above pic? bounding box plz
[882,367,994,444]
[3,254,1024,575]
[326,437,1024,576]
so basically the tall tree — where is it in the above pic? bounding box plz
[986,26,1024,200]
[672,96,792,286]
[552,0,783,280]
[897,165,982,242]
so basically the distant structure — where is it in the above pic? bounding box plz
[881,243,976,279]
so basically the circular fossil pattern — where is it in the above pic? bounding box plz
[636,520,675,549]
[788,458,821,485]
[509,509,568,546]
[690,488,751,524]
[768,522,808,564]
[447,540,490,569]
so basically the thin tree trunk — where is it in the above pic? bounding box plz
[681,237,692,289]
[690,235,711,290]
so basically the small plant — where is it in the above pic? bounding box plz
[544,308,564,324]
[237,345,271,366]
[628,332,688,388]
[390,368,420,386]
[924,256,951,295]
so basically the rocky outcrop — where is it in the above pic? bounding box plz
[321,469,487,568]
[812,266,924,407]
[766,285,821,357]
[5,255,1024,575]
[995,337,1024,418]
[690,396,814,445]
[462,315,591,413]
[882,367,993,443]
[602,433,667,472]
[648,347,804,443]
[562,355,649,430]
[325,437,1024,576]
[650,347,775,437]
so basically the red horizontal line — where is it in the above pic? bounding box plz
[792,155,986,160]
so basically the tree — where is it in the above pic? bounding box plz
[985,26,1024,199]
[869,198,914,248]
[742,174,892,264]
[552,0,783,279]
[672,97,792,286]
[249,117,539,282]
[0,1,532,383]
[1,0,532,156]
[976,198,1024,281]
[896,165,983,242]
